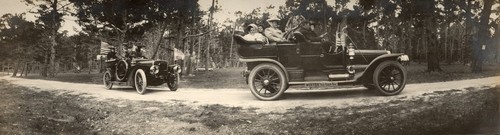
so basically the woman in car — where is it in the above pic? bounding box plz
[242,24,267,43]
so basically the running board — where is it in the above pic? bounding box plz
[110,81,129,85]
[289,80,356,85]
[289,81,357,89]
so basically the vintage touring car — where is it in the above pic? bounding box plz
[103,58,181,94]
[234,29,410,100]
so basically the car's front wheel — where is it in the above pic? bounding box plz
[103,71,113,90]
[134,69,147,95]
[248,63,287,101]
[167,73,179,91]
[373,61,407,96]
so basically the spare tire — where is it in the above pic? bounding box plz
[115,60,128,81]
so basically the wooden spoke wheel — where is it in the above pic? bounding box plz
[373,61,407,96]
[134,69,147,95]
[248,63,287,101]
[103,71,113,90]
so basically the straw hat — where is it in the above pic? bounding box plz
[267,17,280,23]
[246,23,258,31]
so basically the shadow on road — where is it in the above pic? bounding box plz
[105,86,175,95]
[282,87,380,100]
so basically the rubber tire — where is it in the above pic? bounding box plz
[103,71,113,90]
[373,61,407,96]
[167,73,179,91]
[248,63,287,101]
[115,60,128,81]
[134,69,147,95]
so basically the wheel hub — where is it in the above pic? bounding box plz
[263,80,270,85]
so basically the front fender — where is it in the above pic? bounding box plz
[358,53,407,82]
[368,54,403,67]
[239,58,289,82]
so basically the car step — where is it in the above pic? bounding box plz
[328,73,350,80]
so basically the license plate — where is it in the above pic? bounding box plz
[304,82,338,88]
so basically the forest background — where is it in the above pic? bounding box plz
[0,0,499,78]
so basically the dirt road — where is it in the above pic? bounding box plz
[2,76,499,113]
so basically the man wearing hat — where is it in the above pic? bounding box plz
[106,46,118,61]
[295,20,327,42]
[242,23,267,42]
[264,17,287,42]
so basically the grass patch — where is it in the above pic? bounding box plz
[181,68,248,89]
[0,80,101,134]
[21,72,102,84]
[406,63,500,83]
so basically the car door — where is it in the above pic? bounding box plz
[277,43,301,69]
[296,42,325,71]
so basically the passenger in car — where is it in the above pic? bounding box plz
[124,44,147,60]
[242,23,268,43]
[257,24,265,34]
[264,17,287,42]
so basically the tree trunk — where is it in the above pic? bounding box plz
[427,34,442,72]
[197,31,202,68]
[152,22,168,59]
[416,38,420,64]
[173,19,185,65]
[182,38,188,76]
[88,60,92,74]
[463,0,472,66]
[2,61,5,74]
[48,35,57,77]
[186,28,195,75]
[20,62,26,77]
[6,62,10,75]
[425,20,443,72]
[471,0,493,73]
[206,0,215,71]
[47,0,59,78]
[42,53,48,77]
[25,63,30,77]
[12,60,20,77]
[449,37,454,65]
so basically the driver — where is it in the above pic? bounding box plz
[295,20,327,42]
[295,20,337,53]
[106,46,118,61]
[133,45,146,59]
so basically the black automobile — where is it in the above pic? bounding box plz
[103,58,181,94]
[234,29,410,101]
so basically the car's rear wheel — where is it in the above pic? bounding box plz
[248,63,287,101]
[134,69,147,95]
[167,73,179,91]
[103,71,113,90]
[373,61,407,96]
